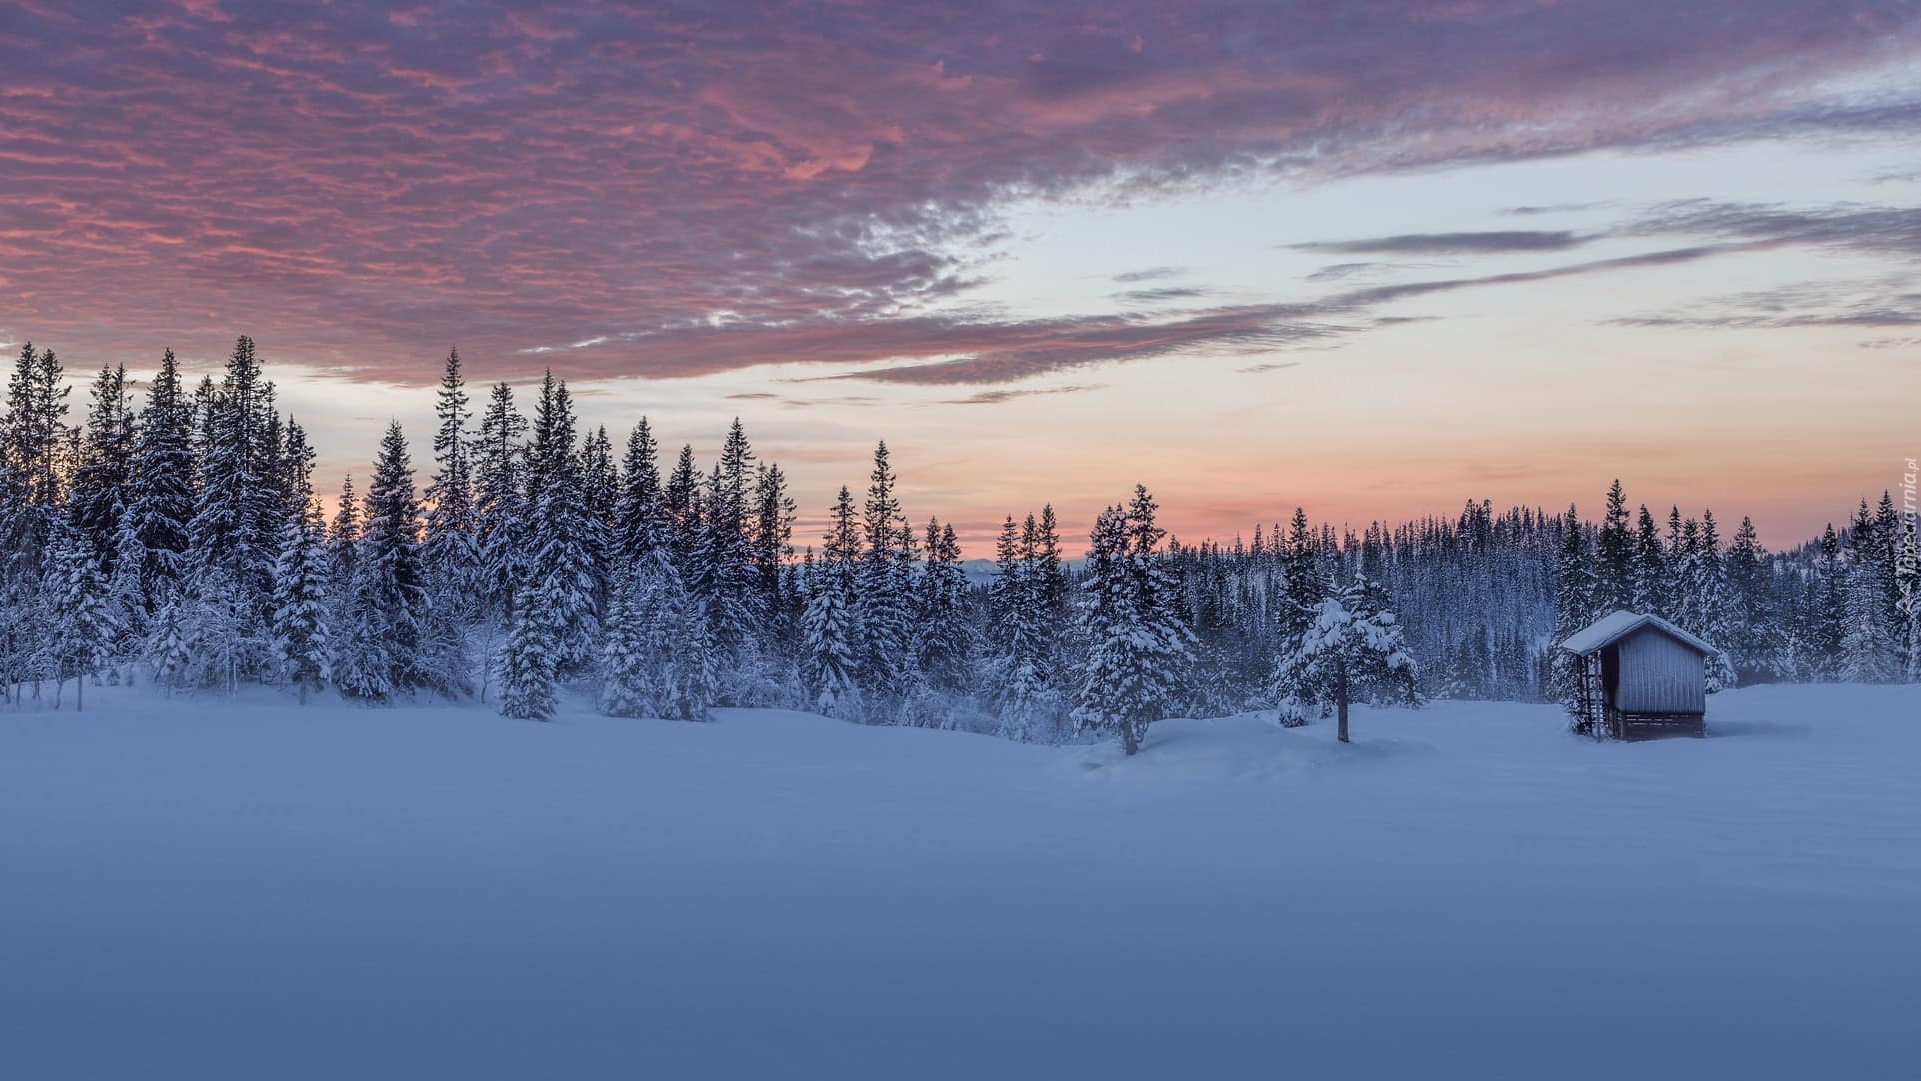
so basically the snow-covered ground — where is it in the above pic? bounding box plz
[3,684,1915,1080]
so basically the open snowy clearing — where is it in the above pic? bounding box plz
[3,684,1916,1079]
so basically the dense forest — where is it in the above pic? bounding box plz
[2,338,1916,747]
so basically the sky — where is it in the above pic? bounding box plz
[4,1,1919,551]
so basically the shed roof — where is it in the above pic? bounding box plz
[1558,609,1715,656]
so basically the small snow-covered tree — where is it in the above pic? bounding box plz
[1271,572,1418,742]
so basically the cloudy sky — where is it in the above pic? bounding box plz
[4,1,1918,549]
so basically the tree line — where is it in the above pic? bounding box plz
[2,338,1915,750]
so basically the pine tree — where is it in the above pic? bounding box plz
[1723,515,1779,683]
[67,363,135,572]
[986,514,1046,738]
[1594,479,1633,612]
[614,418,664,564]
[914,518,973,696]
[750,461,797,640]
[1072,487,1195,755]
[472,381,526,617]
[45,522,119,710]
[1271,570,1418,742]
[498,570,559,721]
[1548,504,1596,718]
[857,441,914,713]
[336,422,429,701]
[269,454,332,703]
[664,442,702,570]
[802,486,865,720]
[578,423,619,604]
[109,376,189,659]
[1280,507,1322,642]
[1840,499,1900,682]
[423,346,478,616]
[600,551,714,721]
[801,558,861,721]
[1631,504,1666,617]
[523,372,599,672]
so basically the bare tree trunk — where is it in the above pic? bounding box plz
[1336,664,1350,744]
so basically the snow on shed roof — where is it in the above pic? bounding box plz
[1558,610,1716,656]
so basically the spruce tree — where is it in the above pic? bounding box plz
[858,441,914,713]
[1548,505,1596,719]
[119,349,196,616]
[1595,479,1633,611]
[1272,570,1418,739]
[1840,499,1900,682]
[498,570,559,720]
[336,422,430,701]
[67,364,135,572]
[45,522,118,710]
[914,518,973,696]
[614,418,664,564]
[1724,515,1779,683]
[269,436,332,703]
[1072,487,1194,755]
[1631,504,1666,616]
[423,347,478,615]
[472,381,526,617]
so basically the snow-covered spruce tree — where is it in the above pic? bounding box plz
[690,421,764,681]
[268,421,331,703]
[1072,487,1195,756]
[44,522,119,710]
[857,441,915,717]
[1,343,71,699]
[1271,571,1419,743]
[614,418,664,565]
[1593,479,1634,613]
[800,557,862,721]
[1675,510,1738,691]
[914,518,973,697]
[1548,504,1596,727]
[750,460,798,646]
[800,488,864,721]
[1279,507,1322,644]
[66,363,135,573]
[1899,504,1921,684]
[1723,515,1781,683]
[335,422,430,701]
[664,443,702,570]
[422,347,479,619]
[472,380,526,620]
[1839,499,1901,683]
[1631,504,1667,619]
[599,560,656,718]
[269,493,332,703]
[669,596,722,722]
[185,336,276,623]
[985,515,1046,739]
[523,372,599,673]
[599,552,714,721]
[578,423,619,610]
[498,570,560,721]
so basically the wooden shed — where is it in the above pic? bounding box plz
[1558,610,1715,740]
